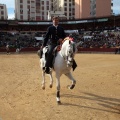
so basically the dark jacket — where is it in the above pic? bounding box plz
[43,25,66,46]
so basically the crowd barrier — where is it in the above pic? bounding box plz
[0,47,117,53]
[77,48,116,53]
[0,47,39,52]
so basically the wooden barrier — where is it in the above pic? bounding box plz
[77,48,116,53]
[0,47,117,53]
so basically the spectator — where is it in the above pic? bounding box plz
[6,43,10,54]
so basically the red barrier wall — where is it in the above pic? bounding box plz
[0,47,39,52]
[0,47,116,53]
[77,48,116,53]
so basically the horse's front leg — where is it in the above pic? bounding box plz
[65,72,76,89]
[56,73,61,104]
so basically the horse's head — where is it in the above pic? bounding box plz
[61,39,77,67]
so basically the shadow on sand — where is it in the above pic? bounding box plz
[60,92,120,114]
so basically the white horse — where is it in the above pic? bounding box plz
[38,39,78,104]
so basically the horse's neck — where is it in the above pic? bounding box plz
[60,44,67,57]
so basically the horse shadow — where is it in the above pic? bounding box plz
[60,92,120,114]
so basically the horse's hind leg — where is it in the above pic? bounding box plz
[65,72,76,89]
[49,73,53,88]
[56,74,61,104]
[41,71,45,90]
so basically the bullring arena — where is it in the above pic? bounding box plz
[0,52,120,120]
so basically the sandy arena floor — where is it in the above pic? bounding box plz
[0,53,120,120]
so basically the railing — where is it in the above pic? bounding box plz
[0,47,117,53]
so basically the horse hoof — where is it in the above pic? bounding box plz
[57,101,61,105]
[42,86,45,90]
[67,84,75,89]
[70,84,75,89]
[49,84,52,88]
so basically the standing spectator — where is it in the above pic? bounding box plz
[6,43,10,54]
[16,42,21,54]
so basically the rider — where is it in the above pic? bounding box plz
[41,16,66,74]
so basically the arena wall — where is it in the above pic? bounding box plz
[0,47,117,53]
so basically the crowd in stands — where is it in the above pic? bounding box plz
[77,30,120,48]
[0,27,120,53]
[0,32,43,50]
